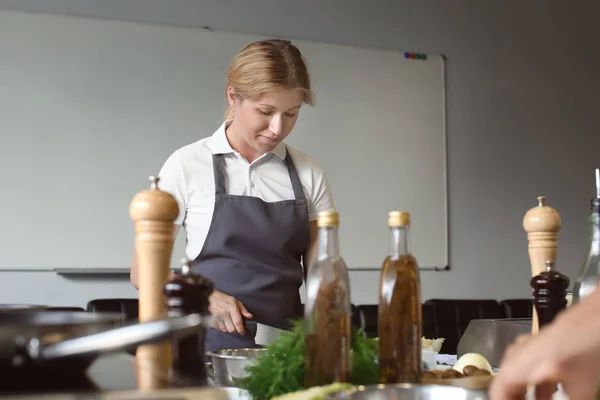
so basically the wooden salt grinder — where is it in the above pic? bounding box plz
[130,175,179,389]
[523,196,561,335]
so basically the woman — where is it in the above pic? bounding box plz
[130,39,335,352]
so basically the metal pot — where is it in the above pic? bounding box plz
[327,384,488,400]
[206,348,266,387]
[0,310,212,380]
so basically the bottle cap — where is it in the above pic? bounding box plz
[388,211,410,227]
[317,210,339,227]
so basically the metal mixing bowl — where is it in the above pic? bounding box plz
[327,384,488,400]
[206,348,266,387]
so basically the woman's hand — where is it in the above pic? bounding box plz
[208,290,253,335]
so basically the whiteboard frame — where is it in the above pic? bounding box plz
[54,52,450,276]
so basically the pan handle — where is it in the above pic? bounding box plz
[25,313,212,362]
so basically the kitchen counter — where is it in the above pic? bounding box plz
[6,352,570,400]
[1,352,248,400]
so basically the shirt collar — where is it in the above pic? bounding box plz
[209,120,287,160]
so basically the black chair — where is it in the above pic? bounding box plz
[350,303,360,330]
[46,306,86,312]
[424,299,504,354]
[86,298,139,323]
[86,298,139,355]
[500,299,533,319]
[354,304,437,341]
[422,303,437,339]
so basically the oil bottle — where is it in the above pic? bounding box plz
[572,168,600,305]
[304,210,352,388]
[378,211,422,383]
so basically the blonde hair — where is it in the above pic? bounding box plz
[224,39,315,120]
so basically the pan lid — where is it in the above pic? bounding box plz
[0,304,48,310]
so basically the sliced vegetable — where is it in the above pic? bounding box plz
[272,383,355,400]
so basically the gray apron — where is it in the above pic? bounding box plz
[193,147,310,351]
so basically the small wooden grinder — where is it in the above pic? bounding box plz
[523,196,561,335]
[130,175,179,389]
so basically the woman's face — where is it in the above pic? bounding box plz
[227,87,304,162]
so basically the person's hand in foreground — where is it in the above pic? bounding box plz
[490,286,600,400]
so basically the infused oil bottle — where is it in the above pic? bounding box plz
[572,169,600,305]
[304,210,352,388]
[378,211,422,383]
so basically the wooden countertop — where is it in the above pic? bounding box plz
[13,387,239,400]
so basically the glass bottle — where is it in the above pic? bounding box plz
[304,210,351,388]
[572,202,600,304]
[572,169,600,305]
[378,211,422,384]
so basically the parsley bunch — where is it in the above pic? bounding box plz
[239,320,379,400]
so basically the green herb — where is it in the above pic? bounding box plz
[239,320,379,400]
[349,330,379,385]
[240,320,305,400]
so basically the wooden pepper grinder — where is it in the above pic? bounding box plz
[531,260,570,329]
[523,196,562,335]
[164,257,214,385]
[130,175,179,389]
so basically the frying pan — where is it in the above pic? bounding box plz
[0,304,48,311]
[0,310,212,379]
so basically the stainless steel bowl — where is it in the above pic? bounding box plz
[206,348,266,387]
[327,384,489,400]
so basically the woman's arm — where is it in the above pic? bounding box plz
[130,224,181,289]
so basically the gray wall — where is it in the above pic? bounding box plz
[0,0,598,308]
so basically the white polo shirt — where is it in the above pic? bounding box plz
[157,120,335,260]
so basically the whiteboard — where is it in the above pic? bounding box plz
[0,10,448,271]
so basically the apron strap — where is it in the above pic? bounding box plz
[212,154,227,195]
[284,147,306,201]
